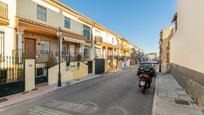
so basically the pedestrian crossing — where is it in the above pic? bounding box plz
[29,106,72,115]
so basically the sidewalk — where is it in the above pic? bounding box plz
[152,73,204,115]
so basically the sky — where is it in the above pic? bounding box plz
[59,0,177,53]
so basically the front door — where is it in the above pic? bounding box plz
[25,38,36,59]
[95,59,105,74]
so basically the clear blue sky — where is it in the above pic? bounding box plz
[60,0,177,53]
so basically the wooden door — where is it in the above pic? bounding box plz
[25,38,36,59]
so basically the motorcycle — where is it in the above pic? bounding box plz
[138,73,152,94]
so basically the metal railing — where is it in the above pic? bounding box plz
[12,49,91,64]
[62,52,90,62]
[0,55,24,85]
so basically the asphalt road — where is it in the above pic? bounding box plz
[0,66,155,115]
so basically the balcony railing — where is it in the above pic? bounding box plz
[12,49,90,63]
[0,55,24,84]
[62,51,90,62]
[0,1,8,19]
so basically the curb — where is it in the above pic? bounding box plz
[152,73,159,115]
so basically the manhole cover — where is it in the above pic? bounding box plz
[175,99,190,105]
[0,98,8,103]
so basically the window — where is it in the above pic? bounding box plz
[40,40,50,54]
[64,17,71,29]
[95,36,102,43]
[0,32,5,57]
[95,48,101,58]
[172,13,177,31]
[112,38,114,44]
[84,47,90,59]
[0,1,8,19]
[37,5,47,21]
[62,44,68,55]
[116,39,119,46]
[83,25,91,40]
[107,49,113,56]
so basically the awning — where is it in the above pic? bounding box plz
[64,36,85,44]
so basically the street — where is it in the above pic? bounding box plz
[0,66,155,115]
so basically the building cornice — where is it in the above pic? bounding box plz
[17,17,90,42]
[45,0,128,42]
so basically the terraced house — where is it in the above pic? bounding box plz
[170,0,204,111]
[93,28,138,73]
[0,0,141,97]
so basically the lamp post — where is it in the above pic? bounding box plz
[159,40,162,72]
[57,27,63,87]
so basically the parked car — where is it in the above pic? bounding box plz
[137,63,156,77]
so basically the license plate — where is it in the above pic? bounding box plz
[140,81,145,86]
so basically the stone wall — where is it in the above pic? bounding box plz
[170,63,204,111]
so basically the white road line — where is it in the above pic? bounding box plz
[108,107,128,115]
[82,102,98,113]
[29,106,72,115]
[44,100,97,113]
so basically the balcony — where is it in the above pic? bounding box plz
[12,49,90,64]
[0,1,9,25]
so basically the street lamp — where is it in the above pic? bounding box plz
[57,27,63,87]
[159,40,162,72]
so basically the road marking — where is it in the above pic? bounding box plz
[82,102,98,113]
[44,100,97,113]
[108,107,127,115]
[29,106,72,115]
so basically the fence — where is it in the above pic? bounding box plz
[0,55,25,97]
